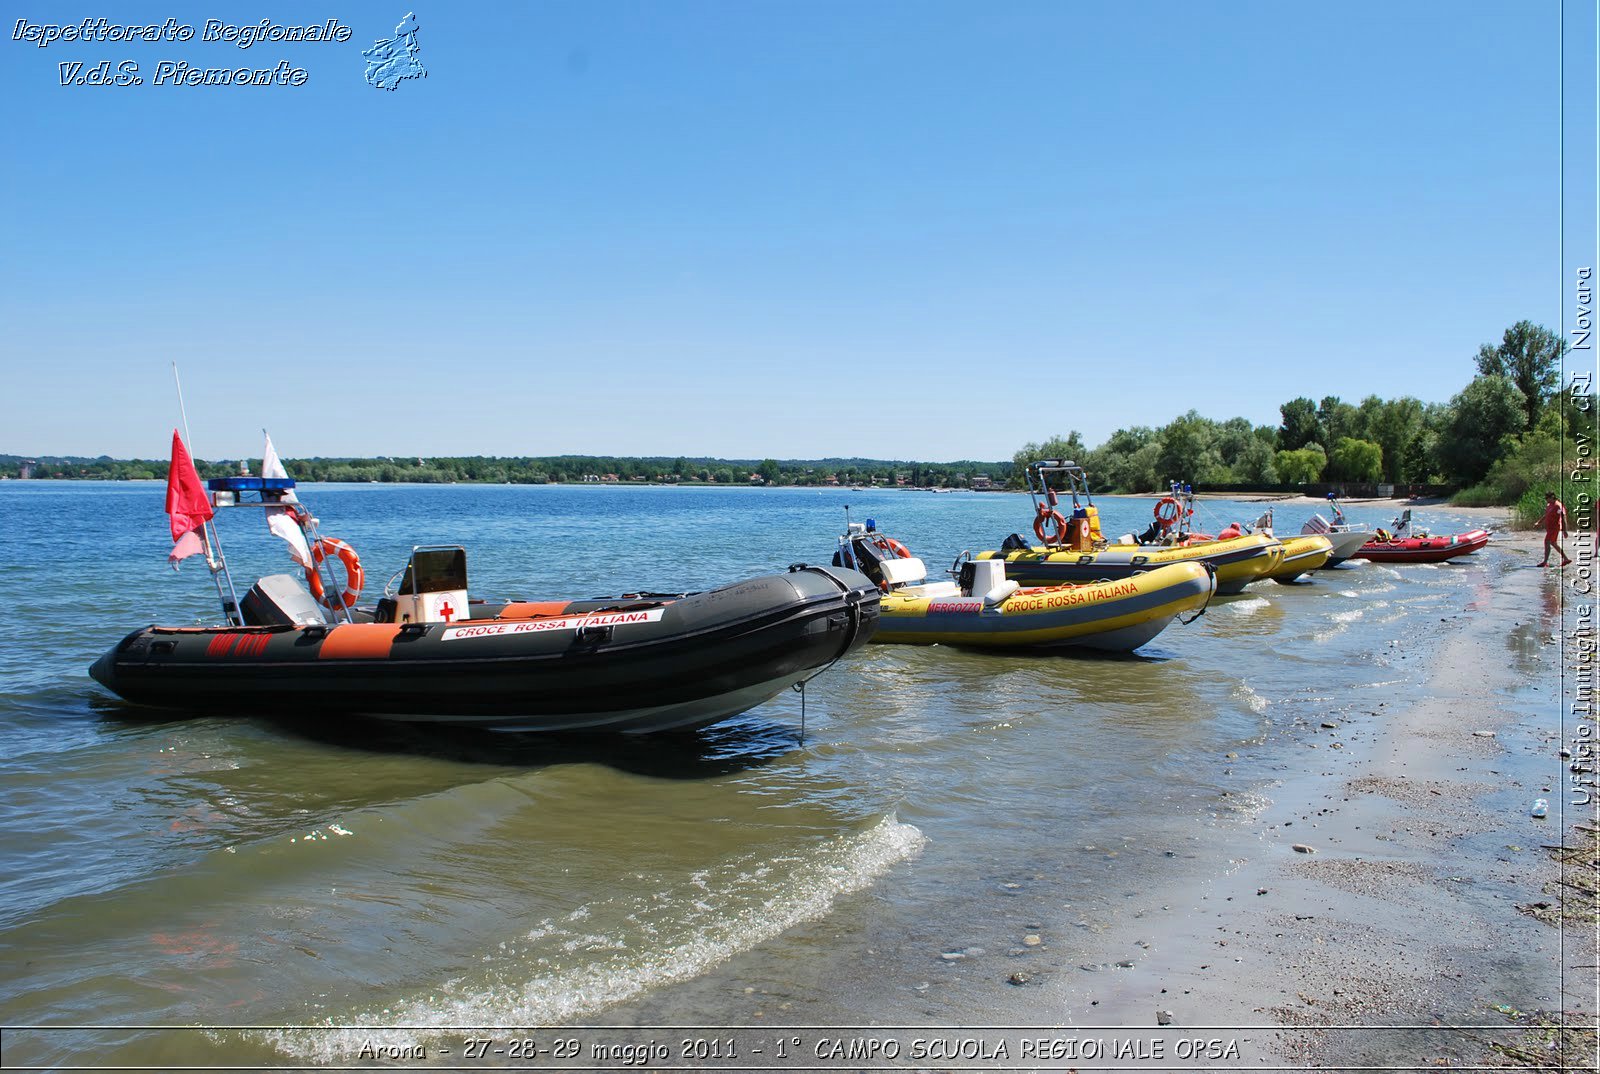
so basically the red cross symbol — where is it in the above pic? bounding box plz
[438,600,456,622]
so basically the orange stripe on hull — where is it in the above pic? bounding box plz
[316,624,402,660]
[495,601,575,621]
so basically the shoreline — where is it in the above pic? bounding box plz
[579,518,1594,1071]
[1037,526,1595,1066]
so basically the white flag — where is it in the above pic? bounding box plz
[262,431,312,567]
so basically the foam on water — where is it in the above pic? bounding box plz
[1234,683,1270,715]
[1311,605,1366,643]
[264,814,926,1062]
[1222,597,1270,616]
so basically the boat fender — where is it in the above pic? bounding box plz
[1034,506,1068,545]
[306,537,365,610]
[982,579,1019,607]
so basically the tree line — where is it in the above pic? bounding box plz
[4,452,1013,489]
[1010,320,1593,525]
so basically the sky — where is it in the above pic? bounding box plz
[2,1,1595,462]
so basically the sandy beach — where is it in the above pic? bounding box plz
[1036,521,1598,1068]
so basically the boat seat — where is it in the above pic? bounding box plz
[907,579,961,598]
[878,556,928,586]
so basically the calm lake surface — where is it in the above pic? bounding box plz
[0,482,1507,1068]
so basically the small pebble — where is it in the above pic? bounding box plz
[1472,730,1496,738]
[940,952,965,961]
[1292,843,1316,854]
[1007,972,1029,986]
[1157,1010,1175,1026]
[1023,934,1042,946]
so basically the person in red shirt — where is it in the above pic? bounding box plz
[1538,491,1572,567]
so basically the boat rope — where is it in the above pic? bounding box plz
[1178,563,1219,625]
[792,678,807,745]
[786,565,868,747]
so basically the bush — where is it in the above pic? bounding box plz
[1451,484,1505,508]
[1451,429,1591,528]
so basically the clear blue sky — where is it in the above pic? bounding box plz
[1,2,1586,462]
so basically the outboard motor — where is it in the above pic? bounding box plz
[240,574,327,626]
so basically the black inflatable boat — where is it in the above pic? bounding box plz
[90,476,879,733]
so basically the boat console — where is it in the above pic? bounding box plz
[376,546,470,624]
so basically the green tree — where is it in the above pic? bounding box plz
[1009,432,1087,487]
[1317,396,1360,447]
[1434,375,1528,486]
[1156,411,1223,485]
[757,459,780,485]
[1358,396,1424,482]
[1275,443,1327,484]
[1329,437,1383,482]
[1232,438,1279,483]
[1278,398,1323,451]
[1475,320,1566,431]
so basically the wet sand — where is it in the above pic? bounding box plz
[1043,525,1598,1067]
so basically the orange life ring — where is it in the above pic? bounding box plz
[1033,506,1068,545]
[1154,496,1183,530]
[306,536,364,610]
[874,537,912,559]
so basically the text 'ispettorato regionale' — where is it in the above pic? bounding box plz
[12,18,354,87]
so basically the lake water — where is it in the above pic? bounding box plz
[0,482,1505,1068]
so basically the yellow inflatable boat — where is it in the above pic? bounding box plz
[978,533,1281,596]
[833,521,1215,651]
[1263,534,1332,582]
[1216,508,1332,583]
[976,465,1282,595]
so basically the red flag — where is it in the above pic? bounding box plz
[165,429,214,548]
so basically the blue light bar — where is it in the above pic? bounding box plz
[206,476,296,492]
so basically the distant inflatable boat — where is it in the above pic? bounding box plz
[833,519,1215,652]
[1351,508,1491,564]
[978,533,1281,596]
[972,463,1283,595]
[1300,495,1377,566]
[1197,508,1331,583]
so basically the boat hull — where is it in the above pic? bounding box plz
[1352,529,1491,564]
[1267,535,1333,583]
[874,562,1215,651]
[89,567,880,733]
[1315,529,1373,566]
[978,533,1281,595]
